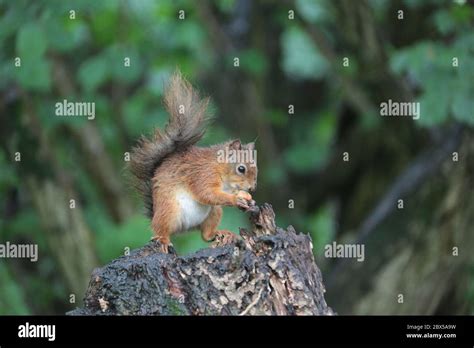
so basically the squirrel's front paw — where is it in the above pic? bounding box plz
[212,230,239,248]
[237,190,252,201]
[236,190,253,211]
[236,198,250,210]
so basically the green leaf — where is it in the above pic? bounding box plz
[417,89,450,127]
[391,38,474,127]
[90,3,119,45]
[44,18,88,52]
[175,20,206,51]
[451,86,474,125]
[390,42,436,81]
[453,35,474,129]
[14,58,51,91]
[296,0,330,24]
[432,10,456,35]
[16,22,47,59]
[78,55,110,92]
[281,26,329,79]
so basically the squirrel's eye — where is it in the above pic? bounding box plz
[237,165,246,174]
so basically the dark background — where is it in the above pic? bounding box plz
[0,0,473,315]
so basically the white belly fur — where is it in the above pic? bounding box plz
[176,189,211,231]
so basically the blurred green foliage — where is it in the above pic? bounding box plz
[282,25,329,79]
[391,35,474,126]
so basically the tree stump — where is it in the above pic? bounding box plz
[68,204,334,315]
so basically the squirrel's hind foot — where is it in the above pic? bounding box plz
[151,236,174,254]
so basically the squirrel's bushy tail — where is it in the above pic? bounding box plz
[130,71,211,218]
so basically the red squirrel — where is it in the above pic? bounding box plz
[130,71,257,253]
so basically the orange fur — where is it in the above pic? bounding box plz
[150,143,257,251]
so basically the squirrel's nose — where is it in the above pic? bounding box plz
[249,183,257,193]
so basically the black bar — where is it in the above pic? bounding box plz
[0,315,472,346]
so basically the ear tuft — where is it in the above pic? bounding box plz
[229,139,242,150]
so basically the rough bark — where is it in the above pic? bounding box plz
[68,204,334,316]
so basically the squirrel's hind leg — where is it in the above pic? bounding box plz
[200,206,223,241]
[200,206,239,247]
[151,198,178,253]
